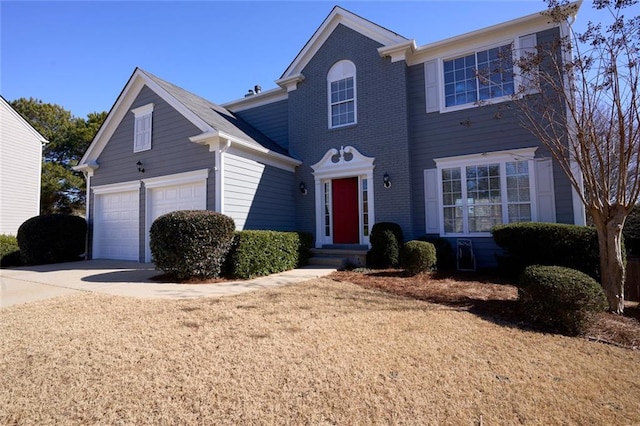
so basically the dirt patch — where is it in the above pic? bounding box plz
[2,277,639,424]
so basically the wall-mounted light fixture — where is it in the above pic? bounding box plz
[299,181,308,195]
[136,160,145,173]
[383,172,391,188]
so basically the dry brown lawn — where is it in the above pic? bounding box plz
[2,273,640,425]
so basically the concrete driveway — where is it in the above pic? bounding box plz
[0,260,335,308]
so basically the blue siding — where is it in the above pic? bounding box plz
[288,24,413,241]
[406,28,576,267]
[235,99,289,151]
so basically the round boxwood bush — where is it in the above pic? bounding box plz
[17,214,87,265]
[367,222,404,268]
[400,240,437,275]
[150,210,235,280]
[518,265,607,336]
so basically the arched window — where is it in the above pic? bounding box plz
[327,60,356,128]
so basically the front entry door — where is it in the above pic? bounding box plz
[332,177,359,244]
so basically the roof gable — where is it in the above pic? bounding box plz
[77,68,298,173]
[276,6,407,90]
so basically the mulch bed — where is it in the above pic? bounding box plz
[329,269,640,350]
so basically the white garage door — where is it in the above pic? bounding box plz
[94,190,139,261]
[146,180,207,262]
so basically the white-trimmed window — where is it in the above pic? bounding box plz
[131,103,154,152]
[327,60,356,128]
[425,34,538,113]
[444,43,514,108]
[434,148,538,236]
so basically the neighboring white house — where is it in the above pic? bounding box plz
[0,96,47,235]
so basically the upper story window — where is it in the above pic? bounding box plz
[424,34,537,114]
[131,103,154,152]
[327,60,356,128]
[444,44,514,108]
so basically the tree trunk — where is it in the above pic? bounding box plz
[593,209,626,314]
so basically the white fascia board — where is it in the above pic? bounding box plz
[217,130,301,171]
[275,74,305,92]
[221,87,288,112]
[77,68,215,169]
[280,6,406,79]
[377,39,417,63]
[406,1,581,66]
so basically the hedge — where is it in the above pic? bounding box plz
[150,210,235,280]
[227,230,313,279]
[518,265,607,335]
[0,234,21,267]
[17,215,86,265]
[492,222,600,280]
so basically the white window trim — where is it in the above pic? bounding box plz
[327,60,357,129]
[434,34,537,113]
[434,147,538,237]
[132,103,154,153]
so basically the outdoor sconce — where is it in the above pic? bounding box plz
[383,172,391,188]
[299,181,308,195]
[136,160,145,173]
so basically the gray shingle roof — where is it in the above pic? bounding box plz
[139,68,291,157]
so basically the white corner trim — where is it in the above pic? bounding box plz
[142,169,210,189]
[92,180,141,195]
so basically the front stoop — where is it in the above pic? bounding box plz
[308,246,368,269]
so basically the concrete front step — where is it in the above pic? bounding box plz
[307,256,348,269]
[309,247,368,268]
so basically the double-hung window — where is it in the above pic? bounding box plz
[327,60,356,128]
[443,44,514,108]
[436,148,536,235]
[131,103,154,152]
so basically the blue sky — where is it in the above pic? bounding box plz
[0,0,619,118]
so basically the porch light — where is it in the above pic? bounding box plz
[299,181,308,195]
[383,172,391,188]
[136,160,145,173]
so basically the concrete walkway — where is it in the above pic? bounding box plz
[0,260,336,308]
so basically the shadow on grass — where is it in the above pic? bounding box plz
[331,269,525,330]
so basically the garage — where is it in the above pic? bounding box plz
[144,170,209,262]
[93,183,140,261]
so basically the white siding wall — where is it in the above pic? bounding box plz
[223,153,265,230]
[0,99,44,235]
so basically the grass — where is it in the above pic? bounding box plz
[1,272,639,424]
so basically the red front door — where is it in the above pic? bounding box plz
[332,177,359,244]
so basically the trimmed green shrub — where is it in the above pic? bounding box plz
[492,222,600,280]
[400,240,437,275]
[150,210,235,280]
[367,222,404,268]
[518,265,607,335]
[418,236,455,271]
[227,230,314,279]
[17,215,86,265]
[0,234,21,267]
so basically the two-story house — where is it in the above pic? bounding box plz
[75,5,584,268]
